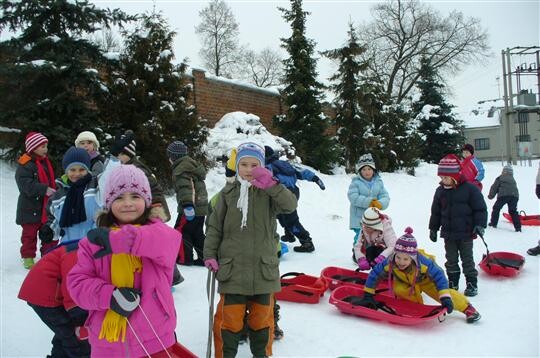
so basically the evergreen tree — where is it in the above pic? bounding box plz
[413,57,464,163]
[103,11,208,185]
[322,23,370,173]
[0,0,133,166]
[275,0,336,172]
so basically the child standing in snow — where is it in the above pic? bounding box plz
[347,153,390,261]
[527,164,540,256]
[68,165,181,357]
[429,154,487,297]
[18,240,90,357]
[75,131,105,176]
[358,228,481,323]
[354,207,397,271]
[15,132,57,269]
[204,142,297,358]
[487,165,521,232]
[461,144,485,191]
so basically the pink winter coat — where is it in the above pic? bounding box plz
[67,219,181,357]
[353,217,398,261]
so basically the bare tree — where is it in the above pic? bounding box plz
[195,0,240,77]
[238,47,284,87]
[358,0,490,103]
[89,28,122,53]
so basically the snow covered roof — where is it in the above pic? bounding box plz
[458,99,503,129]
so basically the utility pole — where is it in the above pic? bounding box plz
[501,49,512,164]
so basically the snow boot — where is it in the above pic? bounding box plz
[464,304,481,323]
[281,231,295,243]
[273,303,284,340]
[22,257,34,270]
[527,245,540,256]
[488,222,497,228]
[172,265,184,286]
[464,282,478,297]
[294,241,315,253]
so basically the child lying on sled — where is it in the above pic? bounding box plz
[357,228,481,323]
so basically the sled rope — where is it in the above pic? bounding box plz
[206,269,216,358]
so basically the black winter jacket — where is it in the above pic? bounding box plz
[15,156,53,225]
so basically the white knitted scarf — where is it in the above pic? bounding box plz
[237,176,252,229]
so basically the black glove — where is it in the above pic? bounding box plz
[536,184,540,199]
[110,132,134,157]
[38,225,54,243]
[472,226,485,237]
[358,293,377,309]
[312,175,325,190]
[110,287,141,317]
[440,296,454,314]
[429,230,437,243]
[67,307,88,326]
[87,228,112,258]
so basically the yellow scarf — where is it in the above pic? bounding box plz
[99,227,142,342]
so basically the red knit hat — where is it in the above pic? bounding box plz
[437,154,461,181]
[25,132,48,154]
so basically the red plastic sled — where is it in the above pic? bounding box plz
[275,272,328,304]
[329,286,447,326]
[479,251,525,277]
[150,342,197,358]
[503,212,540,226]
[320,266,389,293]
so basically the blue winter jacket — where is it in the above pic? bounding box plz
[347,174,390,229]
[46,176,100,243]
[472,156,485,182]
[266,158,316,197]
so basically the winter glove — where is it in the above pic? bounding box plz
[370,199,383,210]
[110,287,141,318]
[358,292,377,309]
[371,255,385,267]
[472,225,485,237]
[204,258,219,272]
[312,175,326,190]
[429,230,438,243]
[251,167,278,189]
[46,187,56,197]
[357,257,370,271]
[87,228,112,258]
[536,184,540,199]
[226,148,237,178]
[183,205,195,221]
[38,225,54,243]
[440,296,454,314]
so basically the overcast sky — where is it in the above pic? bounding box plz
[87,1,540,110]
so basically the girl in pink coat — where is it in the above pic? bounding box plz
[68,165,181,357]
[354,207,398,270]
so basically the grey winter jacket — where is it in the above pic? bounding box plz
[488,174,519,199]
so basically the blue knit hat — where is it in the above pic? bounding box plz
[166,140,188,161]
[236,142,265,169]
[62,146,91,172]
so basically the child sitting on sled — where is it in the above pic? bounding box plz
[354,207,397,271]
[357,228,481,323]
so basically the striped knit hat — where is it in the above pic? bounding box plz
[437,154,461,181]
[166,140,188,161]
[25,132,48,154]
[362,207,384,231]
[235,142,265,169]
[394,227,417,258]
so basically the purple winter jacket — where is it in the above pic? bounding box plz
[67,219,181,357]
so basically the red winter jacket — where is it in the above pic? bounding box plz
[18,244,78,310]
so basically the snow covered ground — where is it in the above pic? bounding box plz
[1,114,538,357]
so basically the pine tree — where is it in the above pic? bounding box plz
[413,57,464,163]
[0,0,133,166]
[103,11,208,184]
[275,0,337,172]
[322,23,370,173]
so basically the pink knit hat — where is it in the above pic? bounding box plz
[104,164,152,209]
[25,132,48,154]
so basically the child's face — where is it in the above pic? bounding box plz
[440,176,455,186]
[117,153,131,164]
[360,166,374,180]
[78,140,95,153]
[238,157,261,181]
[33,143,48,157]
[462,150,472,158]
[111,192,146,224]
[394,253,413,270]
[66,165,88,182]
[362,225,379,235]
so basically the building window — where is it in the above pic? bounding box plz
[474,138,490,150]
[516,134,531,142]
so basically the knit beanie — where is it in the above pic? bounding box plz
[362,207,384,231]
[394,227,418,260]
[166,141,188,161]
[437,154,461,181]
[62,147,91,172]
[110,131,136,158]
[357,153,376,171]
[75,131,100,150]
[462,144,474,155]
[235,142,265,168]
[103,164,152,209]
[25,132,48,154]
[502,164,513,175]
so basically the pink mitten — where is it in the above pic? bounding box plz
[372,255,385,266]
[250,167,277,189]
[357,257,370,271]
[110,224,138,253]
[204,258,219,272]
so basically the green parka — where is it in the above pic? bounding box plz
[171,156,208,216]
[204,181,297,295]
